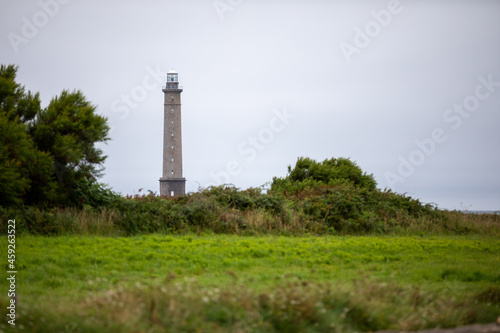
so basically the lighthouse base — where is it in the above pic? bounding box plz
[159,178,186,197]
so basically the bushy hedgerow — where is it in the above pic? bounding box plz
[269,157,444,234]
[101,186,289,236]
[281,184,444,234]
[197,186,288,221]
[2,157,497,236]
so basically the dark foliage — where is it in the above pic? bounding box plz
[0,64,109,207]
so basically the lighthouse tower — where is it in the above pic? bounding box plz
[159,69,186,196]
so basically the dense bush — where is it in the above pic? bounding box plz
[268,157,445,234]
[199,186,288,221]
[271,157,377,193]
[1,157,498,237]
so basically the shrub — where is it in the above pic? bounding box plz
[271,157,377,194]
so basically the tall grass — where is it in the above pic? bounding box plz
[64,207,118,235]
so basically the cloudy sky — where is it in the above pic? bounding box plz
[1,0,499,210]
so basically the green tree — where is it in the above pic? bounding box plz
[0,64,110,207]
[0,65,55,206]
[0,64,40,123]
[31,90,110,205]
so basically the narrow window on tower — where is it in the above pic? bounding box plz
[171,170,174,175]
[171,158,174,162]
[170,191,174,196]
[171,108,174,113]
[171,121,173,124]
[171,145,174,149]
[171,133,174,137]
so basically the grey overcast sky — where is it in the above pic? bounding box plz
[1,0,499,210]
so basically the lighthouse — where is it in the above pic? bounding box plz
[159,69,186,196]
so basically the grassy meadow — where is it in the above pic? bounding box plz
[1,159,500,332]
[1,233,499,332]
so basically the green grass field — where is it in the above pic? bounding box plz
[1,234,499,332]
